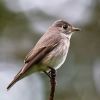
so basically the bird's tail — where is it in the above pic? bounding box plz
[7,63,34,90]
[7,73,22,90]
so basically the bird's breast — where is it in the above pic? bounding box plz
[42,38,70,70]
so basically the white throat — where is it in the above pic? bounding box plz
[61,32,73,40]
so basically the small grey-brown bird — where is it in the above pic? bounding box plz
[7,20,80,90]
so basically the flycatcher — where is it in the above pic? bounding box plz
[7,20,80,90]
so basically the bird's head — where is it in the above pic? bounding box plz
[51,20,80,35]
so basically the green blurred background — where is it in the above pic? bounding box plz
[0,0,100,100]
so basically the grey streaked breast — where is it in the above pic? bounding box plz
[42,36,70,70]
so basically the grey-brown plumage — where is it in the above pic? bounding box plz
[7,20,80,90]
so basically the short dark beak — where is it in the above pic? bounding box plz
[72,27,80,32]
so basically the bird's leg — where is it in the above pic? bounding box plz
[44,67,56,100]
[44,71,51,78]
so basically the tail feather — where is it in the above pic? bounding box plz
[7,63,33,90]
[7,74,22,90]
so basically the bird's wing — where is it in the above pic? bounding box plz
[24,33,60,63]
[20,43,58,74]
[24,47,46,63]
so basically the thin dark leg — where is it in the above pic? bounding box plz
[43,71,51,78]
[44,67,56,100]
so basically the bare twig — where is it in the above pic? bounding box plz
[44,67,56,100]
[49,68,56,100]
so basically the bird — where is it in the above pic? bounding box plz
[7,20,80,90]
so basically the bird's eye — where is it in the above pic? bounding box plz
[62,25,68,30]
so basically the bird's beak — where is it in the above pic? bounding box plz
[71,26,80,32]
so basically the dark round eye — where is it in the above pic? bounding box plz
[63,25,68,29]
